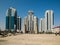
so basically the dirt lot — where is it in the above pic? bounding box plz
[0,34,60,45]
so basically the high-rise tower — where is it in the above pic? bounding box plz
[28,10,34,32]
[45,10,54,32]
[34,16,38,33]
[24,16,28,33]
[40,18,45,32]
[24,10,38,33]
[17,16,21,32]
[6,7,17,32]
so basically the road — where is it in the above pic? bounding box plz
[0,34,60,45]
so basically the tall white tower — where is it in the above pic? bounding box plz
[34,16,38,34]
[24,16,28,33]
[24,10,38,33]
[28,10,34,31]
[45,10,54,32]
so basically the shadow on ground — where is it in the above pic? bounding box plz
[0,40,7,42]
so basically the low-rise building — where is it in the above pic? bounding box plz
[52,26,60,33]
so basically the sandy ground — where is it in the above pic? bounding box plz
[0,34,60,45]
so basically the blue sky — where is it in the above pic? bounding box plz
[0,0,60,30]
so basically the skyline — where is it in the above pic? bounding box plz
[0,0,60,30]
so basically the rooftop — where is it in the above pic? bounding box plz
[54,26,60,28]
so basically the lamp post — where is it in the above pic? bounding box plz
[0,28,1,33]
[59,26,60,36]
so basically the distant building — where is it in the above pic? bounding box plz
[45,10,54,32]
[40,18,45,32]
[52,26,60,33]
[24,10,38,33]
[17,16,21,32]
[24,16,28,33]
[6,7,17,32]
[34,16,38,33]
[28,10,34,33]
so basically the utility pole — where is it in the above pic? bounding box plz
[0,27,1,34]
[0,27,1,31]
[59,25,60,35]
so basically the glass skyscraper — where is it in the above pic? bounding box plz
[6,7,17,32]
[17,16,21,31]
